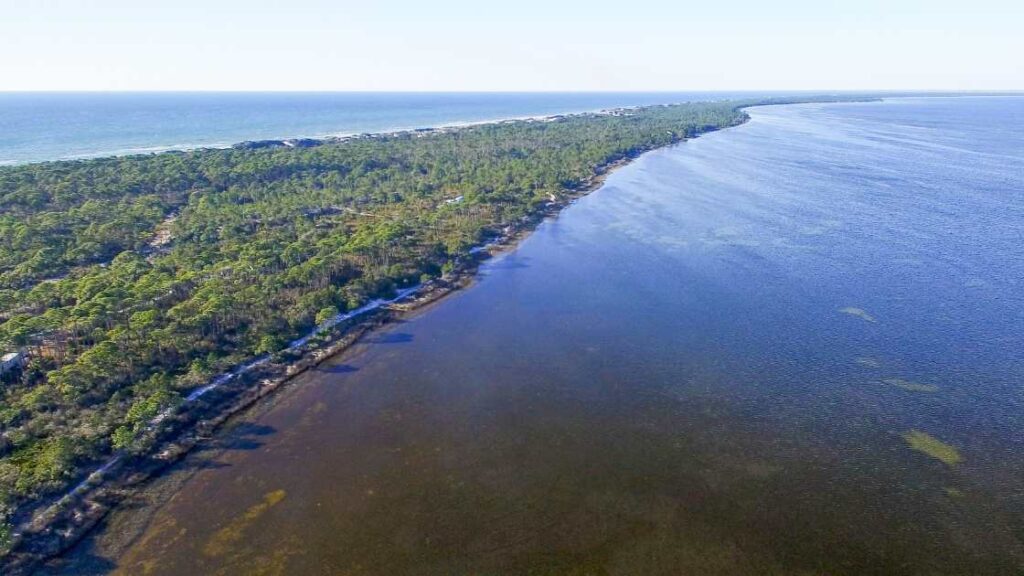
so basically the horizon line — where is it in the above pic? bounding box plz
[2,89,1024,95]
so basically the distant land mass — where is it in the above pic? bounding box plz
[2,91,1008,165]
[0,92,802,165]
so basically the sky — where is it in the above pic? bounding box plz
[1,0,1021,91]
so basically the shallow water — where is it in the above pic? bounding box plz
[53,97,1024,575]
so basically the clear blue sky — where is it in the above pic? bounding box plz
[2,0,1021,91]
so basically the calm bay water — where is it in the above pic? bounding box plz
[52,97,1024,575]
[0,92,796,165]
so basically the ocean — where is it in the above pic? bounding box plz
[0,91,807,165]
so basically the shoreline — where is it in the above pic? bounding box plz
[1,108,745,574]
[0,102,669,168]
[5,93,904,572]
[5,91,1000,166]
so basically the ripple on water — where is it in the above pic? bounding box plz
[883,378,939,393]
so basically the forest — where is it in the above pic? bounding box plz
[0,99,787,544]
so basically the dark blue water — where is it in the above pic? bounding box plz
[0,91,799,165]
[54,97,1024,575]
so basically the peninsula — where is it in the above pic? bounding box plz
[0,96,860,570]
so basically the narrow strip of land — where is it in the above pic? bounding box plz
[0,95,872,572]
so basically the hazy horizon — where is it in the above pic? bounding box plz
[3,0,1021,92]
[2,89,1023,94]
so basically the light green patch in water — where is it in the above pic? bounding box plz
[944,487,964,498]
[203,489,287,557]
[883,378,939,393]
[902,430,962,466]
[855,357,881,368]
[839,307,877,323]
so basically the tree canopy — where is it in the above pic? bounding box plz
[0,100,764,544]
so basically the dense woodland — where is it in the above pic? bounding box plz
[0,100,760,543]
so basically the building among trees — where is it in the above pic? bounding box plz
[0,351,26,379]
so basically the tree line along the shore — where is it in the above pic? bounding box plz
[0,97,858,548]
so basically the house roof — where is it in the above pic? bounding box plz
[2,352,21,362]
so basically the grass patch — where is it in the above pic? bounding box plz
[902,430,962,466]
[204,489,287,557]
